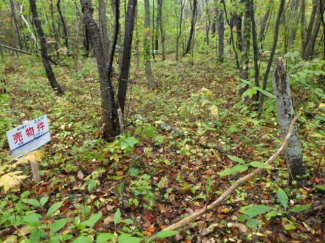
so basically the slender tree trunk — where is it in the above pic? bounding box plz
[50,0,60,59]
[288,0,300,47]
[205,0,211,45]
[184,0,197,55]
[249,0,259,89]
[57,0,69,54]
[258,0,285,116]
[300,0,306,55]
[216,2,224,62]
[135,5,140,70]
[98,0,110,62]
[320,0,325,59]
[118,0,137,113]
[29,0,64,95]
[158,0,165,60]
[154,0,159,53]
[111,0,123,70]
[81,0,119,141]
[239,0,250,96]
[144,0,157,88]
[222,0,239,69]
[10,0,23,50]
[303,1,321,60]
[175,0,185,61]
[259,0,273,44]
[272,57,304,181]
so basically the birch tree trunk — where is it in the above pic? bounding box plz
[29,0,64,95]
[272,57,305,181]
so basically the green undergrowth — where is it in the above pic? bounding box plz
[0,54,324,242]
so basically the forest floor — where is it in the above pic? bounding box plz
[1,54,325,242]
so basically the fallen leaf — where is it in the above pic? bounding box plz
[77,170,84,180]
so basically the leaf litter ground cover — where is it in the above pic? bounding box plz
[0,54,324,242]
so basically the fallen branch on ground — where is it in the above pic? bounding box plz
[150,108,303,240]
[1,44,32,55]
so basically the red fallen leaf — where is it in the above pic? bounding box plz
[40,182,50,186]
[204,169,212,175]
[146,225,155,233]
[146,214,153,222]
[246,147,252,154]
[315,177,321,183]
[36,185,49,195]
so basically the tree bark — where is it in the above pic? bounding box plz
[249,0,259,89]
[184,0,197,55]
[81,0,119,141]
[303,1,321,60]
[144,0,157,88]
[57,0,69,54]
[288,0,300,47]
[29,0,64,95]
[259,0,273,44]
[222,0,239,69]
[98,0,110,62]
[158,0,165,60]
[272,57,304,180]
[175,0,185,61]
[118,0,137,113]
[216,2,224,62]
[258,0,285,116]
[10,0,23,50]
[239,0,250,96]
[50,0,60,59]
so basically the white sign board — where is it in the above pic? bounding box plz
[6,115,51,158]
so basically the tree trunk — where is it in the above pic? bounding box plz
[184,0,197,55]
[239,0,250,96]
[300,0,306,55]
[222,0,239,69]
[57,0,69,54]
[154,0,159,53]
[50,0,60,59]
[259,0,273,44]
[82,0,119,141]
[258,0,285,116]
[249,0,259,89]
[175,0,185,61]
[272,57,304,181]
[29,0,64,95]
[216,2,224,62]
[288,0,300,47]
[118,0,137,113]
[144,0,157,88]
[204,0,211,45]
[98,0,110,62]
[158,0,165,60]
[320,0,325,59]
[10,0,23,50]
[303,1,321,60]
